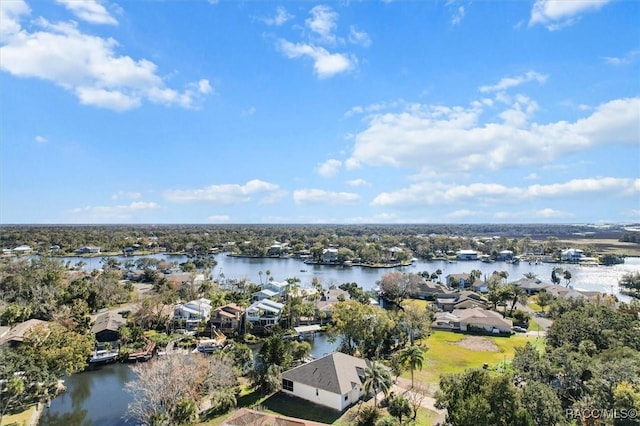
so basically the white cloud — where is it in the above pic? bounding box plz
[479,71,547,93]
[345,213,400,223]
[208,215,230,223]
[317,159,342,177]
[111,191,142,200]
[263,6,293,26]
[34,135,47,143]
[348,97,639,174]
[306,5,338,45]
[494,208,574,220]
[524,173,539,180]
[0,0,30,40]
[0,9,211,111]
[603,49,640,66]
[349,26,371,47]
[529,0,613,30]
[371,177,639,207]
[346,178,370,187]
[293,189,360,205]
[277,39,355,78]
[164,179,280,203]
[56,0,117,25]
[446,209,482,219]
[68,201,159,221]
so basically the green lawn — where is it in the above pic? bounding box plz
[409,330,539,386]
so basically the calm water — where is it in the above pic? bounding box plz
[41,254,638,424]
[41,335,337,426]
[63,253,640,297]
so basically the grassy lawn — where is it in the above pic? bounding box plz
[1,405,36,426]
[409,330,539,386]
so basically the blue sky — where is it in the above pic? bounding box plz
[1,0,638,224]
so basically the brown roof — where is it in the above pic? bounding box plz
[0,319,48,345]
[282,352,370,395]
[91,312,126,334]
[222,408,327,426]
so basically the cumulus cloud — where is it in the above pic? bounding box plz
[348,96,639,174]
[0,3,212,111]
[263,6,293,26]
[306,5,338,45]
[56,0,117,25]
[68,201,159,221]
[371,177,639,207]
[293,189,360,205]
[164,179,280,203]
[277,39,355,78]
[34,135,47,143]
[479,71,548,93]
[345,213,400,223]
[529,0,613,30]
[317,159,342,177]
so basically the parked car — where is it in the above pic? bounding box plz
[512,326,527,333]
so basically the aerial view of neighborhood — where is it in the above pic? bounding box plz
[0,223,639,426]
[1,0,638,425]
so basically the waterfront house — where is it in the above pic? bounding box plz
[456,250,478,261]
[446,273,480,290]
[75,245,101,254]
[314,288,350,321]
[245,299,284,332]
[210,303,245,333]
[407,280,450,300]
[174,298,212,331]
[13,245,33,255]
[321,248,339,264]
[0,319,48,347]
[91,311,126,343]
[281,352,371,412]
[561,248,584,263]
[498,250,514,261]
[252,280,289,301]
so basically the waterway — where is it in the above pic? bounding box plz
[40,254,639,424]
[40,333,338,426]
[62,253,640,297]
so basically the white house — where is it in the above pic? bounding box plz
[561,248,584,263]
[252,280,289,301]
[281,352,371,412]
[433,307,513,334]
[245,299,284,329]
[321,248,339,263]
[456,250,478,261]
[174,298,212,330]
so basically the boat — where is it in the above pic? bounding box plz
[89,349,118,364]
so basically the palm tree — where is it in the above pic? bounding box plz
[508,284,528,316]
[363,361,392,408]
[399,345,425,388]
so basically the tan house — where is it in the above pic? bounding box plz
[211,303,245,333]
[436,291,488,312]
[433,307,512,334]
[0,319,48,347]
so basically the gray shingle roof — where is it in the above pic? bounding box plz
[282,352,370,395]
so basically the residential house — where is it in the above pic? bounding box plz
[321,248,339,264]
[91,311,126,343]
[75,245,101,254]
[544,285,601,300]
[498,250,514,261]
[245,299,285,331]
[433,307,513,334]
[435,291,488,312]
[252,280,289,301]
[174,298,212,331]
[314,288,349,321]
[561,248,584,263]
[446,273,481,290]
[211,303,245,333]
[0,319,48,347]
[510,277,550,295]
[456,250,478,261]
[281,352,371,412]
[13,245,33,255]
[407,280,450,300]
